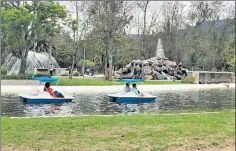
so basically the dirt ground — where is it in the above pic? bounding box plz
[2,143,235,151]
[168,140,235,151]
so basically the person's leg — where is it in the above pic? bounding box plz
[59,93,64,98]
[54,91,64,98]
[54,91,59,97]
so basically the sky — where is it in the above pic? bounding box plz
[59,1,235,35]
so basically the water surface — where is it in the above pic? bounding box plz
[1,88,235,117]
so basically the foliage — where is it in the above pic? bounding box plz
[228,57,235,72]
[34,72,50,77]
[181,76,196,84]
[1,1,235,74]
[87,1,133,77]
[1,74,25,80]
[2,111,234,150]
[223,39,235,72]
[158,1,235,72]
[61,72,69,76]
[53,30,76,67]
[2,2,68,74]
[73,72,80,76]
[1,66,8,75]
[113,37,141,67]
[25,72,34,77]
[78,60,96,68]
[1,72,50,79]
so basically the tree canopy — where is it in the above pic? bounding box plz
[1,1,235,76]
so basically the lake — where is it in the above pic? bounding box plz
[1,87,235,117]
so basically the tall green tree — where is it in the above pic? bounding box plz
[87,1,133,80]
[53,30,75,68]
[2,1,67,74]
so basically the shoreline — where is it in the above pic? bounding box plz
[1,83,235,94]
[8,110,235,119]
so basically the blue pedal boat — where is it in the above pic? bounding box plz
[19,94,74,104]
[108,79,157,104]
[19,76,74,104]
[108,92,157,104]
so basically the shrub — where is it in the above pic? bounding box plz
[61,72,69,76]
[16,74,26,79]
[73,72,80,76]
[26,72,34,77]
[1,74,26,80]
[34,72,50,77]
[7,74,17,79]
[181,76,195,84]
[78,60,96,68]
[228,57,235,72]
[1,66,7,75]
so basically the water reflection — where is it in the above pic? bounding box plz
[1,88,235,117]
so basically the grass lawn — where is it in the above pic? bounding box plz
[51,77,185,86]
[2,111,235,151]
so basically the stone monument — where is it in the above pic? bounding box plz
[113,38,187,80]
[156,38,165,58]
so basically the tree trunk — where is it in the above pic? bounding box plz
[81,46,86,79]
[101,54,104,74]
[75,2,79,41]
[76,50,80,72]
[142,3,148,59]
[19,50,28,75]
[48,43,52,76]
[1,51,6,66]
[70,55,75,79]
[141,56,144,80]
[104,54,108,80]
[108,52,112,81]
[75,1,80,72]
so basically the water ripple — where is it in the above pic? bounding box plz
[1,88,235,117]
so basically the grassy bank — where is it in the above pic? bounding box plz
[1,75,190,86]
[2,111,235,151]
[51,78,184,86]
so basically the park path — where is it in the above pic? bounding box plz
[1,80,235,95]
[1,80,38,85]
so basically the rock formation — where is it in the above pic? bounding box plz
[113,39,188,80]
[114,57,187,80]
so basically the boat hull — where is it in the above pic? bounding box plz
[108,92,157,104]
[19,92,74,104]
[20,96,73,104]
[109,96,156,104]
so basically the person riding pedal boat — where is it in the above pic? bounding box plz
[131,83,144,96]
[44,82,64,98]
[124,82,131,92]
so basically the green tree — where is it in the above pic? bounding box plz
[53,30,75,68]
[87,1,133,80]
[2,2,67,74]
[223,39,235,72]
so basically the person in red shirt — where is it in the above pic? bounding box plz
[44,82,64,98]
[44,82,57,98]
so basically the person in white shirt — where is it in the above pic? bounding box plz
[124,83,131,92]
